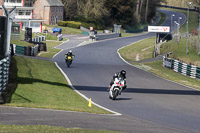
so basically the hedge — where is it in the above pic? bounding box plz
[58,21,68,27]
[58,21,81,29]
[58,21,105,30]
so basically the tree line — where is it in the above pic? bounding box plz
[61,0,165,28]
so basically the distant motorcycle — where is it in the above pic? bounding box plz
[109,77,125,100]
[65,55,73,67]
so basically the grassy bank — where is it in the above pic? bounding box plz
[119,37,200,90]
[120,8,200,90]
[162,0,198,8]
[43,24,82,34]
[6,56,110,114]
[161,37,200,66]
[119,37,155,62]
[0,125,121,133]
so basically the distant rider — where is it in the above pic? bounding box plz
[109,70,127,93]
[65,50,75,60]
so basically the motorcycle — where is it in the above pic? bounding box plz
[65,55,73,67]
[109,77,125,100]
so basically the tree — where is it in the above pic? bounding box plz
[82,0,109,20]
[145,0,149,22]
[61,0,77,20]
[105,0,136,26]
[60,0,166,28]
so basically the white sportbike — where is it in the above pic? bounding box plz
[109,77,125,100]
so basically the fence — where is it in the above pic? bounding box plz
[163,56,200,79]
[0,56,10,103]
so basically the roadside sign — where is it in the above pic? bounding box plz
[148,26,170,33]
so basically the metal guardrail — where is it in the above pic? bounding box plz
[96,33,121,40]
[163,56,200,79]
[0,56,10,103]
[90,33,121,41]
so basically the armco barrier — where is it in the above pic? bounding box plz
[163,56,200,79]
[0,56,10,103]
[95,33,121,41]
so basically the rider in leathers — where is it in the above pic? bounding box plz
[109,70,127,94]
[65,50,75,60]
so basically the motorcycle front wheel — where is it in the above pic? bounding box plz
[112,89,119,100]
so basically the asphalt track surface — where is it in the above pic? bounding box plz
[1,9,200,133]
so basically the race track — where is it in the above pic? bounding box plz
[53,9,200,132]
[1,9,200,133]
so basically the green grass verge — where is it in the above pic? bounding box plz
[160,37,200,66]
[0,125,122,133]
[43,24,82,34]
[6,56,110,114]
[121,32,148,37]
[119,37,155,62]
[119,37,200,90]
[163,0,198,8]
[57,26,83,34]
[10,40,35,47]
[143,61,200,90]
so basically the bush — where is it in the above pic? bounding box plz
[67,21,81,29]
[58,21,81,29]
[58,20,105,30]
[58,21,67,27]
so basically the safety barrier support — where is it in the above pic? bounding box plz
[0,56,10,103]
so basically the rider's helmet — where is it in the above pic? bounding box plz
[69,50,72,53]
[120,70,126,79]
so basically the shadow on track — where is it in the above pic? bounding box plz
[74,86,200,96]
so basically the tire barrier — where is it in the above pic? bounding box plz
[32,36,46,43]
[14,44,39,56]
[163,56,200,79]
[0,56,10,103]
[57,34,63,41]
[31,42,47,52]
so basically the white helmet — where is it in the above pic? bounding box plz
[69,50,72,53]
